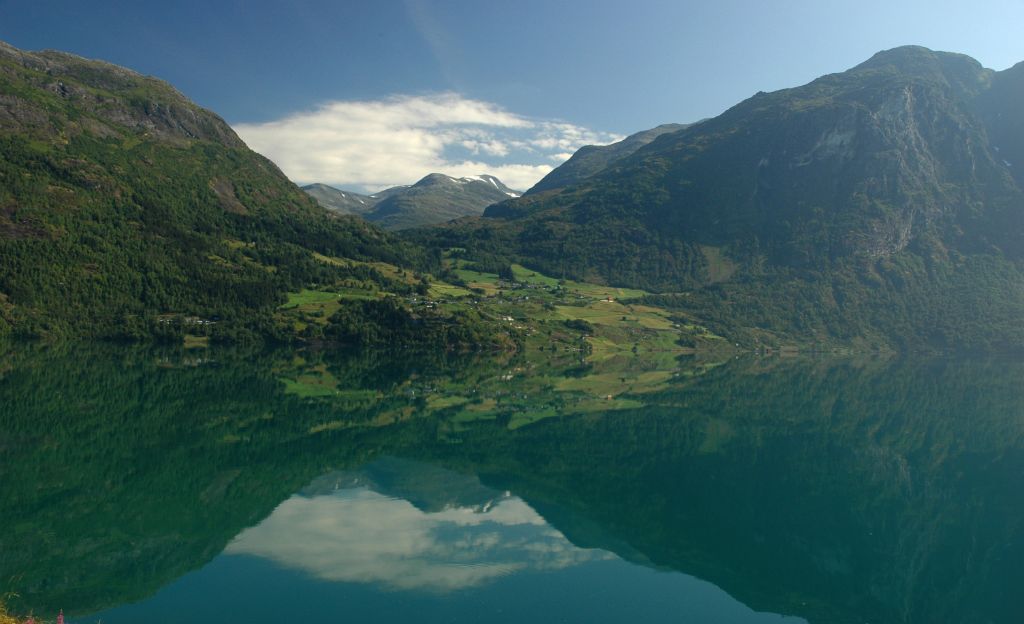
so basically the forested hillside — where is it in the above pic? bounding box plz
[415,47,1024,351]
[0,41,435,342]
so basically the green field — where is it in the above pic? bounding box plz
[280,289,341,309]
[553,302,675,330]
[276,256,727,361]
[452,268,502,295]
[428,282,474,299]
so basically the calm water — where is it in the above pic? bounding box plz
[1,344,1023,623]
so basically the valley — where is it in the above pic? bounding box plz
[271,252,725,359]
[3,8,1024,622]
[3,41,1024,353]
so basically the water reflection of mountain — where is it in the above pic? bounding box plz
[229,459,609,593]
[1,344,1022,623]
[0,343,477,617]
[302,457,508,514]
[408,357,1024,624]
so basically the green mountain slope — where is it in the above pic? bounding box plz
[306,173,520,230]
[427,46,1024,350]
[525,122,690,194]
[0,41,433,341]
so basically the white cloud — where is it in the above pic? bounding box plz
[225,487,613,592]
[233,93,621,193]
[461,139,511,157]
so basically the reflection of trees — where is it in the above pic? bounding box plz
[0,343,479,617]
[2,345,1023,623]
[398,357,1024,624]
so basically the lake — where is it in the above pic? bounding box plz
[1,343,1022,623]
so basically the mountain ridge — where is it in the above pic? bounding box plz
[300,183,376,216]
[526,122,692,194]
[304,172,520,230]
[426,45,1024,350]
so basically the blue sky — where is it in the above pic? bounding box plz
[2,0,1022,190]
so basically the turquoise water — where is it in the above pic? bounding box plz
[2,344,1022,623]
[85,460,806,624]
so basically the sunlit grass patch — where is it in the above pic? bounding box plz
[453,268,501,294]
[511,264,561,287]
[222,238,253,249]
[311,251,348,266]
[183,334,209,349]
[624,305,678,330]
[427,395,471,410]
[280,289,339,309]
[282,378,338,397]
[571,397,646,413]
[429,282,473,299]
[565,281,648,300]
[553,302,673,331]
[555,370,675,396]
[508,407,558,429]
[280,364,342,398]
[464,398,498,413]
[309,420,348,434]
[585,335,622,360]
[368,261,419,285]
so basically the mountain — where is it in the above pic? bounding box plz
[305,173,520,230]
[425,46,1024,350]
[0,40,432,341]
[319,457,507,514]
[299,183,375,216]
[367,173,520,230]
[526,122,691,194]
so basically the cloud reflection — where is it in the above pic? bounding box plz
[225,487,612,592]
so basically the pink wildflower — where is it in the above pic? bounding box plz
[56,610,64,624]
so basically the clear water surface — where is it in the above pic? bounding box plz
[1,343,1022,623]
